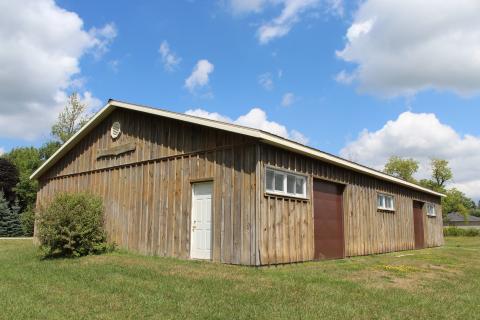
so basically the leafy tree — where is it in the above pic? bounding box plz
[39,141,61,161]
[6,147,41,212]
[6,141,61,215]
[7,147,41,177]
[14,178,38,214]
[442,188,475,219]
[0,192,23,237]
[419,179,446,193]
[431,159,453,189]
[471,209,480,218]
[20,208,35,236]
[418,159,453,193]
[52,92,91,144]
[0,158,19,203]
[384,156,419,183]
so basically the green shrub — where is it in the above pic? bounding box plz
[20,207,35,236]
[463,228,480,237]
[37,193,112,258]
[444,226,480,237]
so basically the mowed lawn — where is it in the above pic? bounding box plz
[1,238,480,320]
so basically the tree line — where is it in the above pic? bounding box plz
[0,93,91,236]
[384,156,479,219]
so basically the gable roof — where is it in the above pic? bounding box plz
[30,99,445,197]
[446,212,480,222]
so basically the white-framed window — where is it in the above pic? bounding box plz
[265,167,307,198]
[377,193,395,211]
[426,203,436,217]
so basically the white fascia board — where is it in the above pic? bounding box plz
[257,134,445,197]
[29,102,116,180]
[30,100,445,198]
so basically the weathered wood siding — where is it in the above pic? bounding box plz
[423,203,443,248]
[36,109,258,265]
[258,144,443,265]
[35,107,444,266]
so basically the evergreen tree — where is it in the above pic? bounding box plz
[8,201,23,236]
[0,192,23,237]
[0,191,11,236]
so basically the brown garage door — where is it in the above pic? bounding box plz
[413,201,425,249]
[313,179,345,260]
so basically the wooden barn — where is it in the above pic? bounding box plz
[31,100,445,265]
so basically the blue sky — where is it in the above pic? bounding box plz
[1,0,480,198]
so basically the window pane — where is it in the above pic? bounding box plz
[377,194,384,208]
[287,175,295,194]
[385,196,394,209]
[296,177,305,196]
[274,172,284,191]
[266,170,274,191]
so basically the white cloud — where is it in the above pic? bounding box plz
[229,0,266,14]
[0,147,4,156]
[335,70,356,85]
[185,107,309,144]
[159,40,181,71]
[108,59,120,73]
[289,130,308,145]
[79,91,102,112]
[325,0,344,17]
[345,19,374,40]
[257,0,320,44]
[258,73,274,90]
[0,0,113,140]
[340,112,480,200]
[184,109,232,123]
[336,0,480,97]
[281,92,295,106]
[226,0,342,43]
[185,59,214,93]
[89,22,117,59]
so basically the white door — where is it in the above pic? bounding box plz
[190,182,213,260]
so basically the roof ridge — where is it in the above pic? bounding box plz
[108,100,430,189]
[29,99,445,198]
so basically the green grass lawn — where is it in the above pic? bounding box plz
[1,238,479,320]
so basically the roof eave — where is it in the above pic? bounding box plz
[258,136,445,198]
[29,102,116,180]
[30,99,446,198]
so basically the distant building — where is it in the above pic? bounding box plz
[445,212,480,227]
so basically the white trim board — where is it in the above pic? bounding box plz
[30,99,445,198]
